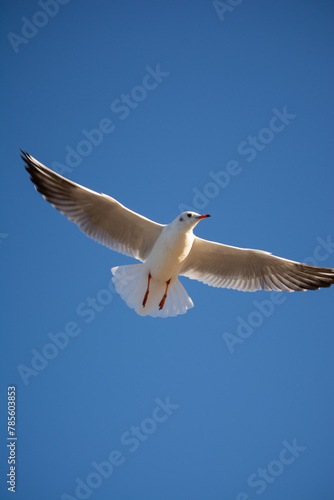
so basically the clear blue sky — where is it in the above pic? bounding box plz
[1,1,334,499]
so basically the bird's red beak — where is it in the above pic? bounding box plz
[196,214,211,219]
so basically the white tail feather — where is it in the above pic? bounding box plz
[111,264,194,318]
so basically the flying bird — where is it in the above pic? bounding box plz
[22,151,334,318]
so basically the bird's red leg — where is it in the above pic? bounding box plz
[159,279,171,310]
[142,273,151,307]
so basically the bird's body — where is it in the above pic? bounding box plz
[22,151,334,318]
[112,213,209,317]
[145,220,193,281]
[146,213,209,279]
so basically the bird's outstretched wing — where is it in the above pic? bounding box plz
[22,151,163,261]
[181,237,334,292]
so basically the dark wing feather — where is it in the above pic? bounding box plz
[181,236,334,292]
[22,151,163,261]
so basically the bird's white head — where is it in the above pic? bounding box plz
[173,211,211,232]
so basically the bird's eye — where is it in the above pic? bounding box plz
[187,213,192,218]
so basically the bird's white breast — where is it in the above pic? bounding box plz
[144,226,195,282]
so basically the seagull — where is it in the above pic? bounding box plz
[22,151,334,318]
